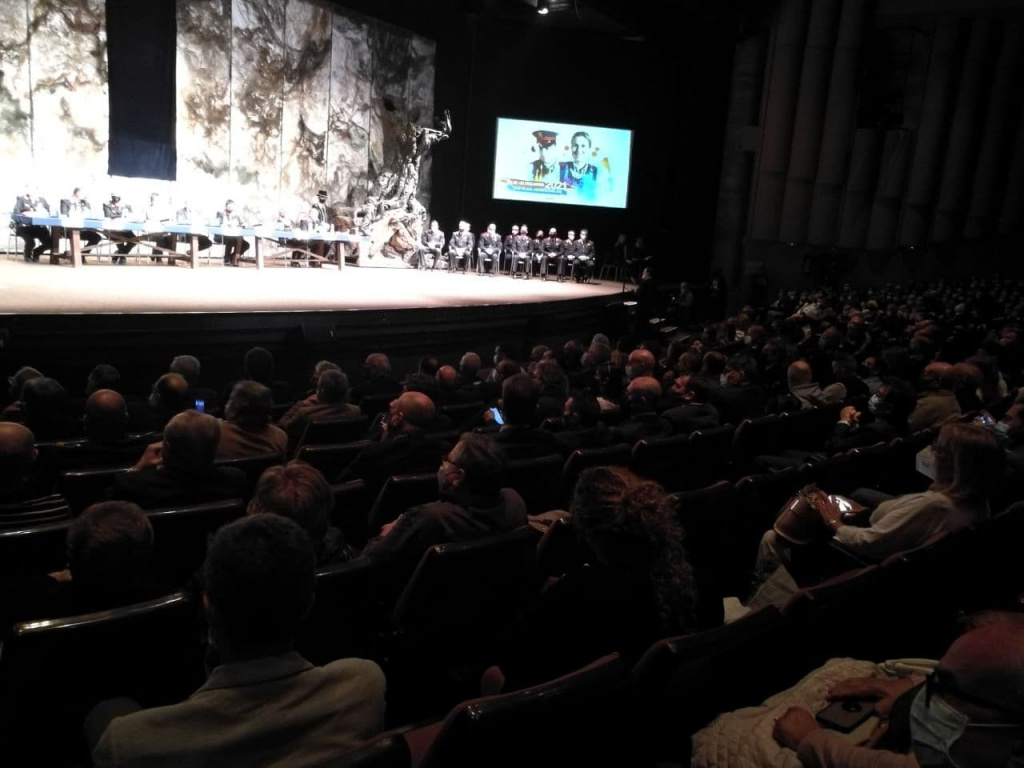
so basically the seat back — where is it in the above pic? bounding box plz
[878,428,938,494]
[560,443,632,503]
[0,591,204,764]
[391,526,539,654]
[330,479,373,549]
[796,450,854,495]
[0,518,73,586]
[672,480,737,627]
[297,440,372,480]
[419,654,630,768]
[730,414,786,475]
[146,498,246,586]
[324,732,412,768]
[438,401,486,427]
[359,393,395,419]
[780,404,843,452]
[686,424,735,487]
[0,494,72,528]
[505,454,565,515]
[366,472,439,535]
[630,434,692,491]
[57,465,132,515]
[298,416,370,451]
[297,558,389,665]
[629,605,802,766]
[214,452,283,500]
[534,514,591,586]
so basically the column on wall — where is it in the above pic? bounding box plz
[836,129,883,249]
[806,0,869,247]
[997,97,1024,236]
[711,31,768,280]
[778,0,841,245]
[931,18,996,243]
[964,22,1023,239]
[750,0,809,242]
[897,18,961,249]
[865,129,913,251]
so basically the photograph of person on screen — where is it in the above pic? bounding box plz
[530,129,559,181]
[559,131,600,193]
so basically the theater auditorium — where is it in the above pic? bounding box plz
[2,0,1024,765]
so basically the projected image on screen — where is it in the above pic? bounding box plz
[492,118,632,209]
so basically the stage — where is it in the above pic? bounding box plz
[0,255,631,394]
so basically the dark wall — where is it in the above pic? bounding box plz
[422,13,738,284]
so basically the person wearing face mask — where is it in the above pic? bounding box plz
[752,423,1003,592]
[772,618,1024,768]
[711,353,767,427]
[824,378,917,454]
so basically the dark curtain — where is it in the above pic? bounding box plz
[106,0,177,179]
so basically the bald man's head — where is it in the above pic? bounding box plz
[0,422,36,486]
[437,365,458,390]
[364,353,391,377]
[84,389,129,442]
[460,352,481,377]
[388,390,435,435]
[150,372,191,416]
[787,360,814,388]
[626,376,662,412]
[162,410,220,472]
[627,349,657,379]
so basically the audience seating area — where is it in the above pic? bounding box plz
[2,273,1023,765]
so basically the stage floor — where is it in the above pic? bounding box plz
[0,257,624,315]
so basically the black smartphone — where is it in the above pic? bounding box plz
[815,699,874,733]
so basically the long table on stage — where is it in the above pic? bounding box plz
[15,215,369,270]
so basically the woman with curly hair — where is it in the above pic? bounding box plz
[484,466,696,693]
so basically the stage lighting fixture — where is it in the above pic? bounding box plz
[537,0,550,14]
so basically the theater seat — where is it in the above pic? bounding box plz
[57,465,132,515]
[295,416,370,454]
[297,440,372,480]
[365,472,439,535]
[412,653,630,768]
[146,498,246,586]
[560,443,632,504]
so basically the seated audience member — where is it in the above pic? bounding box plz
[457,352,484,390]
[87,514,385,767]
[485,466,696,693]
[610,376,672,446]
[952,361,986,416]
[908,361,962,433]
[45,389,148,472]
[436,364,479,405]
[787,360,845,410]
[216,380,288,462]
[107,410,248,509]
[712,353,767,426]
[336,391,449,499]
[399,373,452,432]
[534,359,569,421]
[754,423,1003,589]
[492,373,561,460]
[168,354,220,416]
[360,432,527,598]
[770,618,1024,768]
[219,346,293,408]
[0,422,59,507]
[2,501,165,626]
[19,376,75,440]
[1,365,43,421]
[247,461,354,566]
[823,377,917,454]
[128,372,192,434]
[295,360,343,403]
[66,364,124,423]
[349,353,402,403]
[278,370,360,455]
[661,375,720,435]
[552,390,613,457]
[831,352,869,407]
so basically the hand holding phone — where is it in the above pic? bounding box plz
[815,699,874,733]
[488,406,504,426]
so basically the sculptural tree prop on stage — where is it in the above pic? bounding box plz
[355,110,452,268]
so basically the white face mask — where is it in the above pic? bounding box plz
[910,684,1024,768]
[719,373,728,387]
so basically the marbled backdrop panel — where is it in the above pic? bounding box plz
[1,0,436,224]
[279,0,331,217]
[176,0,232,213]
[328,12,372,209]
[0,0,32,196]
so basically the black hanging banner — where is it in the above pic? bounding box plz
[106,0,177,179]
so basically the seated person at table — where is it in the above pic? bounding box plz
[175,200,213,256]
[12,185,51,262]
[143,191,174,264]
[216,199,250,266]
[86,513,386,767]
[59,187,102,259]
[102,193,135,265]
